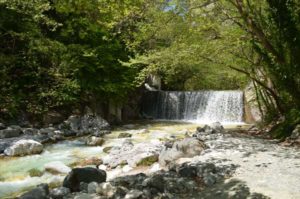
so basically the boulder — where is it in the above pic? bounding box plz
[103,140,162,168]
[159,138,207,167]
[63,167,106,192]
[196,122,224,134]
[0,126,22,139]
[4,139,43,156]
[86,136,105,146]
[96,182,118,197]
[61,111,110,136]
[87,182,99,194]
[19,184,49,199]
[23,128,39,135]
[45,161,71,174]
[124,190,143,199]
[50,187,70,199]
[290,124,300,140]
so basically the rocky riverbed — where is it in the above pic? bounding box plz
[1,121,300,199]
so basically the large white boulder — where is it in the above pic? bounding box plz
[4,139,43,156]
[159,138,207,167]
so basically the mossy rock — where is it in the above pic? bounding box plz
[48,181,61,189]
[118,132,132,138]
[137,155,159,166]
[103,146,113,154]
[28,168,44,177]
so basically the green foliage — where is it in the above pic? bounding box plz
[123,0,249,91]
[0,0,138,120]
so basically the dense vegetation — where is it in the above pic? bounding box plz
[1,0,299,136]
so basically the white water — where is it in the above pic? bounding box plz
[141,91,244,124]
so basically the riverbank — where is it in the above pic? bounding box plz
[1,121,300,198]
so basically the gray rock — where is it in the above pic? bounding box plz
[23,128,39,135]
[290,124,300,139]
[103,140,162,168]
[159,138,207,167]
[19,184,49,199]
[39,127,56,135]
[87,182,99,194]
[63,167,106,192]
[177,163,197,178]
[50,187,70,199]
[142,174,165,192]
[96,182,118,197]
[0,126,22,139]
[80,182,89,192]
[203,173,217,186]
[4,139,43,156]
[61,111,110,136]
[86,136,105,146]
[124,190,143,199]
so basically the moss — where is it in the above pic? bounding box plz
[28,168,44,177]
[137,155,158,166]
[48,181,61,189]
[103,146,113,153]
[118,132,132,138]
[270,109,300,139]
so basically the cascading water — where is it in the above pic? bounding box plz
[141,90,244,123]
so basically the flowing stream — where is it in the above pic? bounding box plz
[0,91,299,198]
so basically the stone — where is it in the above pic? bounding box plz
[61,111,110,136]
[177,163,197,178]
[290,124,300,139]
[137,154,159,166]
[142,174,165,192]
[203,173,217,186]
[159,138,207,167]
[96,182,118,197]
[4,139,43,156]
[0,141,11,153]
[0,126,22,139]
[118,132,132,138]
[19,184,49,199]
[103,146,113,153]
[88,182,99,193]
[86,136,105,146]
[45,161,71,174]
[210,122,225,133]
[23,128,39,135]
[103,140,162,168]
[63,167,106,192]
[39,127,56,135]
[124,190,143,199]
[80,182,89,192]
[50,187,70,199]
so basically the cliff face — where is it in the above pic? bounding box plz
[244,82,263,123]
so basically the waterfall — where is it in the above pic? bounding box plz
[141,90,244,123]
